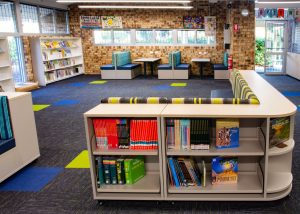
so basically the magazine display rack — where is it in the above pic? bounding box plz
[84,71,296,201]
[30,37,84,86]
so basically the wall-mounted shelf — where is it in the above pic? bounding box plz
[0,37,15,92]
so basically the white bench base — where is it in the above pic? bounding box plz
[101,67,141,79]
[214,70,230,80]
[158,70,189,79]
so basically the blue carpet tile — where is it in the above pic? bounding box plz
[68,82,87,87]
[53,99,80,106]
[282,91,300,97]
[153,85,172,90]
[0,167,63,192]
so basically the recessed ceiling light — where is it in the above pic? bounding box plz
[78,5,193,9]
[57,0,192,3]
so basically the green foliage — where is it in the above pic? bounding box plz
[255,39,265,66]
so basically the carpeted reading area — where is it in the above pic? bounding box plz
[0,74,300,213]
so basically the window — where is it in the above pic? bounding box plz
[94,30,112,44]
[55,10,69,34]
[113,30,131,44]
[0,1,17,33]
[196,30,215,45]
[178,30,196,44]
[136,30,153,44]
[8,37,27,83]
[293,22,300,53]
[21,4,39,33]
[93,29,215,46]
[155,30,173,44]
[39,7,55,34]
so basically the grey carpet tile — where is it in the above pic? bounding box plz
[1,74,300,213]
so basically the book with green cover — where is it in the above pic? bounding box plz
[116,158,125,185]
[124,156,145,184]
[103,157,111,184]
[95,156,105,187]
[270,117,290,148]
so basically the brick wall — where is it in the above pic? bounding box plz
[68,2,229,75]
[22,37,34,82]
[23,1,255,80]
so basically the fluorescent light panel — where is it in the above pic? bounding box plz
[78,5,193,9]
[57,0,191,3]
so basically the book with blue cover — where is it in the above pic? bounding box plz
[212,157,238,185]
[216,119,239,149]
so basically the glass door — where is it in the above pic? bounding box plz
[7,37,27,84]
[265,21,288,75]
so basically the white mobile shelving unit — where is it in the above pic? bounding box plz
[0,92,40,182]
[30,37,84,86]
[84,71,296,201]
[0,37,15,91]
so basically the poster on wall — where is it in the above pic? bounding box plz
[101,16,123,29]
[80,16,101,29]
[183,16,204,29]
[204,16,216,36]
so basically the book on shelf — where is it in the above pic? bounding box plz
[167,157,202,188]
[201,160,206,187]
[166,119,210,150]
[93,118,158,151]
[124,156,145,184]
[96,155,146,187]
[42,49,72,61]
[95,156,105,186]
[130,119,158,150]
[216,119,239,149]
[211,157,238,185]
[269,116,290,148]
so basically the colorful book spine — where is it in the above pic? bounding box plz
[96,156,105,187]
[103,157,111,184]
[124,158,133,184]
[168,158,180,187]
[109,157,118,185]
[116,158,125,184]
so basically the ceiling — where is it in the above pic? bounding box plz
[24,0,300,9]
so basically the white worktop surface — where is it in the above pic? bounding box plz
[84,70,297,118]
[134,58,161,62]
[191,58,211,62]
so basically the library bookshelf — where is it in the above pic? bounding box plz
[84,104,166,201]
[84,71,296,201]
[0,37,15,91]
[30,37,84,86]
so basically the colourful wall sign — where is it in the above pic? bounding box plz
[101,16,123,29]
[80,16,101,29]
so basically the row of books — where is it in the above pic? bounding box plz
[168,156,238,187]
[42,49,72,61]
[44,58,76,71]
[40,40,76,49]
[167,157,206,187]
[93,119,158,150]
[167,119,240,150]
[45,66,82,82]
[95,156,145,187]
[166,119,210,150]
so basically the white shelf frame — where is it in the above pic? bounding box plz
[30,37,84,86]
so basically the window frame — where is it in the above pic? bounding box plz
[93,29,216,47]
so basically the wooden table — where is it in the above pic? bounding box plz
[134,58,161,77]
[191,58,211,79]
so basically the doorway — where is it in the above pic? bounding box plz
[264,21,288,75]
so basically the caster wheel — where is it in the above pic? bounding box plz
[98,200,104,206]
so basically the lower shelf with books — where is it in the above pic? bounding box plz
[97,171,160,193]
[165,156,264,194]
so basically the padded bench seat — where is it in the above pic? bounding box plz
[0,138,16,155]
[117,63,140,70]
[175,63,191,70]
[100,64,115,70]
[213,64,229,80]
[158,64,172,70]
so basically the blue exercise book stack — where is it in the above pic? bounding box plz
[0,96,15,155]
